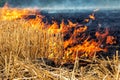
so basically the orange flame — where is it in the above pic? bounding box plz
[106,36,116,45]
[0,3,36,21]
[89,13,95,20]
[95,28,109,40]
[27,15,45,29]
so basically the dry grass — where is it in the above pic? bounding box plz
[0,20,120,80]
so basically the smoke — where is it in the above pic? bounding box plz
[8,0,120,10]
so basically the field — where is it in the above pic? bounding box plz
[0,5,120,80]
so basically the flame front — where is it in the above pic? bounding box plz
[0,3,36,21]
[0,4,116,63]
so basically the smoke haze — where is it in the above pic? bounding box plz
[8,0,120,10]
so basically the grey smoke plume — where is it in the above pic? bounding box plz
[8,0,120,10]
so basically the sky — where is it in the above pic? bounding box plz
[8,0,120,10]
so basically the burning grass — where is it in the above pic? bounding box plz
[0,21,119,79]
[0,4,120,80]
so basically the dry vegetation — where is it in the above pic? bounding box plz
[0,20,120,80]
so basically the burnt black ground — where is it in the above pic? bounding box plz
[41,9,120,28]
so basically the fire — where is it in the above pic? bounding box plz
[95,28,116,45]
[0,3,36,21]
[106,36,116,45]
[89,13,95,20]
[63,26,88,49]
[95,28,109,40]
[0,3,116,63]
[84,19,89,22]
[27,15,45,29]
[65,39,106,58]
[63,26,108,62]
[68,20,78,27]
[48,21,60,34]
